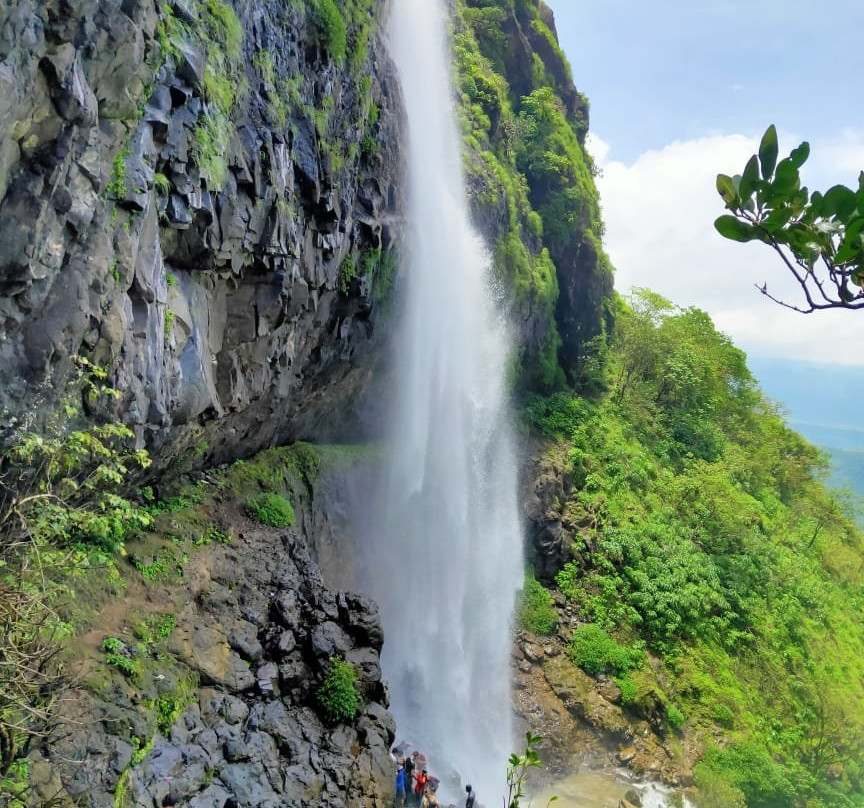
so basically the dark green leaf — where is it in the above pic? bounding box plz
[808,190,824,220]
[834,217,864,263]
[758,125,779,179]
[773,159,800,195]
[715,215,760,242]
[788,142,810,169]
[761,207,793,233]
[740,155,761,198]
[822,184,857,220]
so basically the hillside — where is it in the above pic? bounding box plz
[520,291,864,808]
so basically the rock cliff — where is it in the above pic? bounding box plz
[0,0,401,465]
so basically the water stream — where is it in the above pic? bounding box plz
[532,771,695,808]
[356,0,523,803]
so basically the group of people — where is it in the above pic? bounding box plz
[394,749,436,807]
[392,745,478,808]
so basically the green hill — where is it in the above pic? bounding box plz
[525,291,864,808]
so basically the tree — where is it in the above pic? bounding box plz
[714,125,864,312]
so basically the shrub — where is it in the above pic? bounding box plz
[518,573,558,635]
[712,703,735,728]
[614,675,637,705]
[693,764,748,808]
[245,492,295,528]
[312,0,346,62]
[666,704,685,731]
[700,742,797,808]
[568,624,643,676]
[0,358,150,786]
[315,656,357,723]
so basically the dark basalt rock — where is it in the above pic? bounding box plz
[40,519,395,808]
[0,0,403,466]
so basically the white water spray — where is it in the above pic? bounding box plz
[357,0,523,802]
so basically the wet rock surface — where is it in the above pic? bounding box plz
[0,0,402,463]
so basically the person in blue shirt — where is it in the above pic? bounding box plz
[395,763,407,807]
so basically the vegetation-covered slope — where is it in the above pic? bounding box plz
[454,0,614,390]
[523,291,864,808]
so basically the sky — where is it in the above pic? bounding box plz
[545,0,864,365]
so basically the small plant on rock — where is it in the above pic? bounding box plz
[245,492,295,528]
[101,637,140,679]
[315,656,357,724]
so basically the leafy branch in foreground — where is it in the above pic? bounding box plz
[504,732,557,808]
[715,124,864,312]
[0,358,151,802]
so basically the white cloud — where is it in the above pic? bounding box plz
[592,131,864,365]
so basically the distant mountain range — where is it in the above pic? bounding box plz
[748,356,864,499]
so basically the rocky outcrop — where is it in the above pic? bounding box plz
[521,441,578,583]
[38,460,395,808]
[0,0,402,465]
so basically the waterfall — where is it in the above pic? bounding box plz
[357,0,523,802]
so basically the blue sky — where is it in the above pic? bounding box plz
[547,0,864,163]
[545,1,864,364]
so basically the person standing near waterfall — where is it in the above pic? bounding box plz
[414,769,428,805]
[465,784,477,808]
[403,753,415,800]
[395,763,406,808]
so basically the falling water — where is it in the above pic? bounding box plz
[356,0,523,802]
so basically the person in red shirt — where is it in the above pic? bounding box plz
[414,770,429,805]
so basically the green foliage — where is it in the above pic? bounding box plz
[529,291,864,807]
[0,758,29,808]
[315,656,358,723]
[158,0,244,191]
[311,0,346,62]
[153,172,171,196]
[613,674,637,705]
[715,124,864,311]
[134,614,176,645]
[693,764,748,808]
[712,703,735,728]
[452,0,612,389]
[339,254,356,294]
[245,492,295,528]
[163,308,175,339]
[129,735,153,766]
[665,704,684,731]
[133,546,187,580]
[101,637,141,679]
[192,115,230,190]
[518,572,558,635]
[154,674,197,736]
[515,87,602,249]
[504,732,551,808]
[699,743,797,808]
[1,357,152,553]
[107,144,131,198]
[568,624,643,676]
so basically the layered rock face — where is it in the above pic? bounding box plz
[0,0,401,463]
